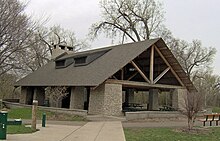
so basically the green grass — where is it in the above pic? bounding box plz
[7,107,86,121]
[7,125,34,134]
[124,127,220,141]
[212,107,220,113]
[8,108,53,119]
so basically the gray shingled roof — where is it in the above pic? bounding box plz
[15,38,195,91]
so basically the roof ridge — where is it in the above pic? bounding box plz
[58,38,160,60]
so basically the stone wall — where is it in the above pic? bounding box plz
[20,86,45,106]
[126,111,185,120]
[89,84,105,115]
[4,101,87,117]
[88,83,123,116]
[172,88,187,110]
[103,83,122,116]
[70,87,85,109]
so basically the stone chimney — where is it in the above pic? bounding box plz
[51,44,74,60]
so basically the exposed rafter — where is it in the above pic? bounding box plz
[127,72,138,81]
[121,68,124,80]
[113,76,118,80]
[131,61,150,83]
[153,67,170,84]
[150,46,154,84]
[154,45,184,86]
[106,79,184,89]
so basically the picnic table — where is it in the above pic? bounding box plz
[199,113,220,126]
[127,103,143,109]
[122,103,144,113]
[159,105,175,111]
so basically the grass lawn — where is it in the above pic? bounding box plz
[124,127,220,141]
[212,107,220,113]
[7,107,85,121]
[7,125,34,134]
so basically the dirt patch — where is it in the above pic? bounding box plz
[174,127,212,135]
[47,113,86,121]
[128,117,187,122]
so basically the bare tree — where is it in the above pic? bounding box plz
[13,25,89,77]
[45,86,69,107]
[181,91,203,130]
[0,73,17,99]
[193,71,220,107]
[39,25,89,54]
[90,0,216,82]
[0,0,35,76]
[169,40,216,78]
[90,0,164,43]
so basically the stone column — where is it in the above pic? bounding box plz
[128,89,134,103]
[33,87,45,106]
[88,83,123,116]
[172,88,187,110]
[88,84,105,115]
[20,86,33,105]
[148,89,159,110]
[103,83,122,116]
[70,87,85,109]
[20,86,28,104]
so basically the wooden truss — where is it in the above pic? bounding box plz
[110,44,184,88]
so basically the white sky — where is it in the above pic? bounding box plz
[22,0,220,75]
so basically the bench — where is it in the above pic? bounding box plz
[199,114,220,126]
[7,119,22,125]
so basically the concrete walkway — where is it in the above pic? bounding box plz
[7,122,126,141]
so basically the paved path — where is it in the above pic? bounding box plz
[7,122,126,141]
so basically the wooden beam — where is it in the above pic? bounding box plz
[131,61,150,83]
[121,68,124,80]
[113,76,118,80]
[153,67,170,84]
[106,79,184,89]
[154,45,184,86]
[127,72,138,81]
[150,46,154,83]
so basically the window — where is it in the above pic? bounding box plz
[55,60,65,68]
[74,56,87,64]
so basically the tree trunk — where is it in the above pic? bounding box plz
[188,118,194,130]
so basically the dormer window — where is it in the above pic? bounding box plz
[74,56,87,66]
[55,60,65,68]
[67,47,74,51]
[59,45,65,50]
[55,57,74,69]
[55,48,111,68]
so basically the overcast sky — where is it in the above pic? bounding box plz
[22,0,220,75]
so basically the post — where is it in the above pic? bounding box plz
[0,111,8,140]
[42,113,46,127]
[150,46,154,84]
[31,100,38,131]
